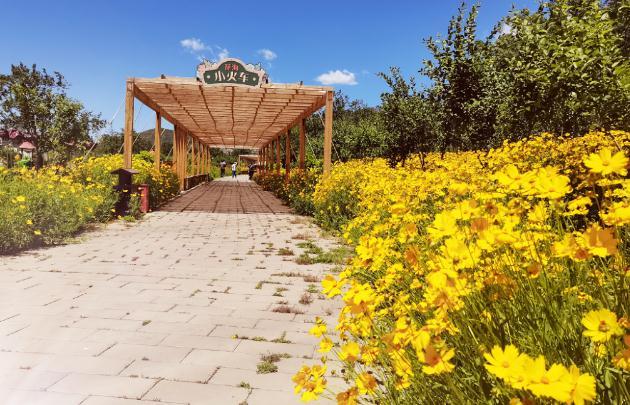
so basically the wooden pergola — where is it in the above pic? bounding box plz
[123,61,333,190]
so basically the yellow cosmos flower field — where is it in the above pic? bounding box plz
[293,131,630,404]
[0,154,179,253]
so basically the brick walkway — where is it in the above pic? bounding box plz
[0,176,343,405]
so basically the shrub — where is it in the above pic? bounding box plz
[295,131,630,404]
[255,169,320,216]
[0,154,179,254]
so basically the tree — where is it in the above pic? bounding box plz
[378,68,437,166]
[422,2,498,151]
[0,63,104,166]
[490,0,630,139]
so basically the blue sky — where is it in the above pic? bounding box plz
[1,0,535,134]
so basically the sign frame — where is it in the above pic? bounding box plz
[196,58,268,87]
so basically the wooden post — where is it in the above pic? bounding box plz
[264,145,268,173]
[276,136,281,175]
[154,112,161,171]
[299,118,306,171]
[123,81,134,169]
[173,124,179,185]
[202,144,206,176]
[324,90,333,175]
[285,130,291,181]
[191,137,195,177]
[184,133,189,185]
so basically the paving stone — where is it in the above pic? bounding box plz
[99,343,191,363]
[81,397,179,405]
[120,360,215,383]
[247,388,322,405]
[0,369,67,390]
[0,388,86,405]
[32,354,131,375]
[143,380,247,404]
[48,373,156,397]
[160,334,239,351]
[0,177,343,403]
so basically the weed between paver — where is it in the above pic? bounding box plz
[296,244,352,266]
[238,381,252,389]
[272,287,289,297]
[272,305,305,314]
[255,280,281,289]
[306,284,319,294]
[270,331,292,344]
[256,352,292,374]
[277,247,294,256]
[232,334,269,342]
[299,292,313,305]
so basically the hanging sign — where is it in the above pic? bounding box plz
[196,58,267,87]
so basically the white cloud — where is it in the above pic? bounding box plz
[180,38,207,52]
[499,23,512,36]
[258,48,277,61]
[217,47,230,60]
[316,69,358,85]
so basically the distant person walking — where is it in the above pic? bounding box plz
[248,163,256,180]
[231,162,237,178]
[220,160,226,177]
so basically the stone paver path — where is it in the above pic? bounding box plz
[0,176,344,405]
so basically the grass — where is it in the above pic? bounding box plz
[277,247,294,256]
[232,334,269,342]
[271,331,292,344]
[255,280,282,289]
[303,274,320,282]
[257,352,292,374]
[299,292,314,305]
[272,287,289,297]
[261,352,292,362]
[295,242,352,265]
[272,305,305,314]
[292,233,313,240]
[306,284,319,294]
[142,320,151,326]
[256,360,278,374]
[238,381,252,389]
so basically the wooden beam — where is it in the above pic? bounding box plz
[154,112,161,170]
[323,90,333,175]
[285,130,291,181]
[299,118,305,171]
[123,80,134,169]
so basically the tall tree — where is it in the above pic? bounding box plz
[491,0,630,139]
[0,63,104,166]
[379,67,437,166]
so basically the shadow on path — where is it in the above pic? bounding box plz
[160,175,291,214]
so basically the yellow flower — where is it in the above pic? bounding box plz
[581,309,624,343]
[318,338,333,353]
[568,365,596,405]
[584,148,628,176]
[483,345,526,381]
[26,219,33,225]
[309,318,327,337]
[33,230,42,235]
[601,201,630,226]
[581,224,618,257]
[15,195,26,203]
[336,387,359,405]
[292,364,327,402]
[356,372,377,394]
[339,342,360,363]
[527,358,572,403]
[321,275,343,298]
